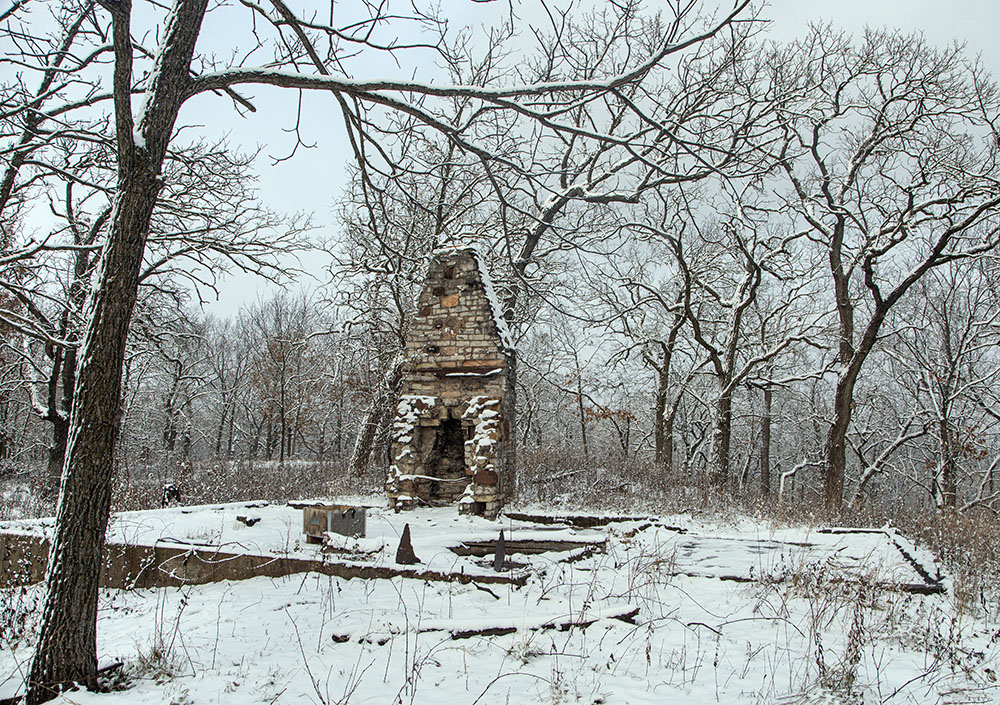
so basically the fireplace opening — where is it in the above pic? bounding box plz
[426,418,468,502]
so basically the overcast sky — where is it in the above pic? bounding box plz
[195,0,1000,316]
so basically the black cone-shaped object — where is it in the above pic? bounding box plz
[395,523,420,565]
[493,530,506,572]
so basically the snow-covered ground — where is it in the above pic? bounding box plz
[2,500,997,704]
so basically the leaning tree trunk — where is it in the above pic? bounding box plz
[823,302,890,514]
[26,169,160,702]
[26,0,209,701]
[823,369,856,514]
[349,357,404,477]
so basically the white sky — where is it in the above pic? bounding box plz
[178,0,1000,316]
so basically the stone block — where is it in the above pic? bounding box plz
[474,469,498,486]
[303,504,367,542]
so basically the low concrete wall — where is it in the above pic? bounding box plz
[0,531,525,590]
[0,532,48,587]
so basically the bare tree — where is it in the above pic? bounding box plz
[1,6,309,491]
[585,229,697,473]
[203,315,250,461]
[10,0,757,698]
[616,183,823,486]
[766,27,1000,512]
[242,292,326,463]
[877,262,1000,511]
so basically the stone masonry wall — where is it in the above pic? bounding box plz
[387,247,515,518]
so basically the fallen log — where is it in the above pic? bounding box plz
[504,512,686,533]
[450,538,606,557]
[669,570,945,595]
[331,605,640,644]
[503,512,652,528]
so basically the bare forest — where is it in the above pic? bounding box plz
[3,1,1000,703]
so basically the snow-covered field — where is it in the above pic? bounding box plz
[2,500,998,704]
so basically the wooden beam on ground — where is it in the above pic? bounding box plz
[450,538,606,557]
[669,570,945,595]
[447,605,640,640]
[330,604,640,644]
[503,512,686,532]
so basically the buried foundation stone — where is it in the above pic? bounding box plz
[386,246,515,518]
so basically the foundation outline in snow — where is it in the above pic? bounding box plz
[386,246,516,518]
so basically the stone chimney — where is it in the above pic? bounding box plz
[386,246,515,518]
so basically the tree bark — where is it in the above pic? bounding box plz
[349,357,404,477]
[709,387,732,487]
[26,0,209,700]
[822,219,854,513]
[46,416,70,485]
[823,306,886,513]
[760,385,771,497]
[653,360,669,469]
[652,311,683,471]
[27,167,161,703]
[936,418,957,510]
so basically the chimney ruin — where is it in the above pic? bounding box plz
[386,246,515,518]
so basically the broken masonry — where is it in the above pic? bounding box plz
[386,246,516,519]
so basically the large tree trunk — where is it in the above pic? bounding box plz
[824,367,857,512]
[823,307,891,513]
[709,388,732,487]
[936,418,957,510]
[653,361,669,469]
[760,385,771,497]
[660,410,675,473]
[26,0,208,700]
[822,219,854,514]
[27,161,162,705]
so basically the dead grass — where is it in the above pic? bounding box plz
[513,447,730,516]
[111,460,379,513]
[902,510,1000,617]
